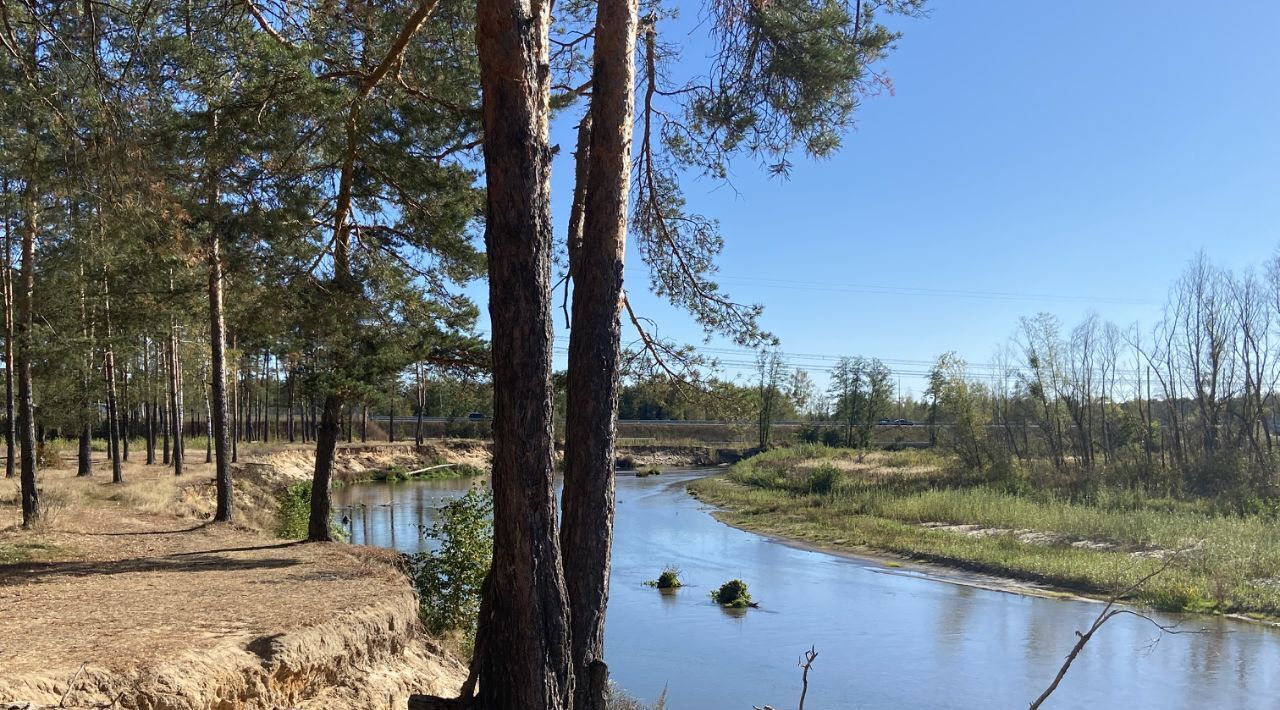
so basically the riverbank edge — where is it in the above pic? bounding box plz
[686,476,1280,629]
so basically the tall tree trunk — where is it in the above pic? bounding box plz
[78,423,92,477]
[308,394,342,541]
[103,275,123,484]
[78,259,94,477]
[361,403,368,443]
[168,327,183,475]
[204,379,213,464]
[17,192,39,524]
[144,338,155,464]
[208,196,233,522]
[261,351,270,443]
[1,180,13,480]
[472,0,573,703]
[559,0,638,704]
[121,350,131,463]
[286,366,294,442]
[231,337,240,462]
[415,365,424,446]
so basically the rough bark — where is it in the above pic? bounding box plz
[17,194,39,525]
[168,327,184,475]
[2,180,13,480]
[209,211,233,522]
[78,424,92,476]
[471,0,574,702]
[144,338,155,464]
[559,0,638,704]
[308,393,343,542]
[102,270,124,484]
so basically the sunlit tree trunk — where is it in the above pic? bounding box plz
[471,0,574,701]
[1,179,13,480]
[168,325,184,475]
[559,0,638,703]
[208,160,233,522]
[103,274,123,484]
[17,191,39,524]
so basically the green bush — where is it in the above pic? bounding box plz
[710,578,753,608]
[276,482,347,540]
[453,463,487,478]
[1148,582,1204,613]
[276,482,313,539]
[408,489,494,636]
[806,464,841,494]
[647,566,683,589]
[819,428,843,447]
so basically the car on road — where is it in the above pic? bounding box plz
[877,418,892,425]
[466,412,485,421]
[893,418,914,426]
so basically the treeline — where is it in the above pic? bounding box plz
[928,250,1280,500]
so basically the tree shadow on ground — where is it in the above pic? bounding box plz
[0,544,305,584]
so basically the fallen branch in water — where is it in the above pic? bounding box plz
[755,644,818,710]
[1028,552,1204,709]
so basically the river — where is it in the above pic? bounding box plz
[334,469,1280,709]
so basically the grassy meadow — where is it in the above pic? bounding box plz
[688,445,1280,619]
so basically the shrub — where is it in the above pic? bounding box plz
[1148,582,1204,613]
[276,482,313,539]
[616,455,637,470]
[385,465,409,480]
[448,463,487,478]
[276,482,346,540]
[819,428,843,447]
[408,489,494,636]
[36,439,65,469]
[710,578,753,608]
[647,565,683,589]
[805,464,841,495]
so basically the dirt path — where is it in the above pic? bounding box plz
[0,462,464,709]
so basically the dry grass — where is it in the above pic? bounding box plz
[695,446,1280,618]
[0,448,464,705]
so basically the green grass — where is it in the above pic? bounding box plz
[0,541,67,565]
[689,446,1280,618]
[374,461,486,483]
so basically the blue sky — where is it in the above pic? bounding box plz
[474,1,1280,398]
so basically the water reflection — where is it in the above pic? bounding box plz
[334,471,1280,709]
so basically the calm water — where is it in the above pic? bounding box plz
[334,470,1280,709]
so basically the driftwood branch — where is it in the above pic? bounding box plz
[1028,552,1204,709]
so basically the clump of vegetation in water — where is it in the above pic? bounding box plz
[645,566,683,589]
[710,579,754,608]
[385,464,410,480]
[635,467,662,478]
[408,489,494,638]
[453,463,487,478]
